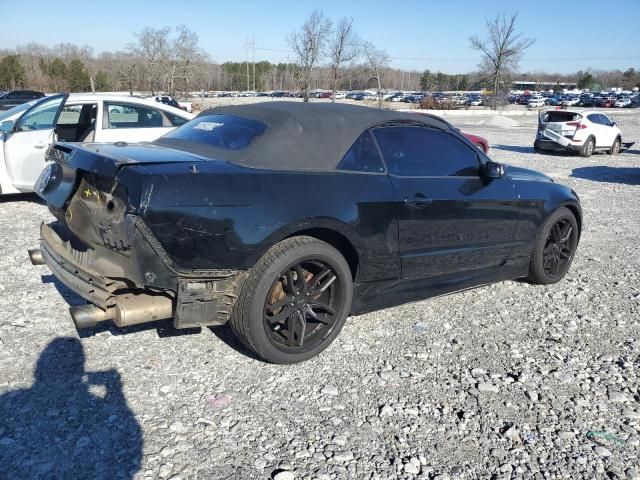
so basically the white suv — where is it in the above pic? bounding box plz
[534,109,622,157]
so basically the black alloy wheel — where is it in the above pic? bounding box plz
[542,218,575,277]
[230,236,353,364]
[264,260,342,352]
[528,207,579,285]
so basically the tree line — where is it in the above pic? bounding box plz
[0,18,638,99]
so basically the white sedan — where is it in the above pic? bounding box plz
[614,97,631,108]
[528,97,545,107]
[0,94,194,195]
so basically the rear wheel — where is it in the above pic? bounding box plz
[230,236,353,364]
[610,137,621,155]
[581,137,595,157]
[475,143,486,153]
[528,207,579,285]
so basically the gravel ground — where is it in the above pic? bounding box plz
[0,110,639,480]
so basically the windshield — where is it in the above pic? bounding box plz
[0,100,38,123]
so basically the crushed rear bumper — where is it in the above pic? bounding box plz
[38,220,246,329]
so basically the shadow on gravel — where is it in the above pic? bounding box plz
[42,274,86,307]
[0,192,45,204]
[493,144,537,154]
[0,337,142,479]
[209,324,262,361]
[571,166,640,185]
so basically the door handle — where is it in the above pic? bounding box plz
[404,194,433,208]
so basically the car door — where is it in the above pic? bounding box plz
[99,102,177,143]
[373,125,520,281]
[3,94,68,191]
[597,113,617,146]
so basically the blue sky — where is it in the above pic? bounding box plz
[1,0,639,73]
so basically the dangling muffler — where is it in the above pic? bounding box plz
[69,293,173,330]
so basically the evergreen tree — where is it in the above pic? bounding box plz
[0,55,26,90]
[419,70,433,91]
[94,70,109,91]
[66,59,91,92]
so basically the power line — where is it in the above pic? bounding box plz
[251,44,640,64]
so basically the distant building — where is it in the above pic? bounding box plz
[511,80,577,91]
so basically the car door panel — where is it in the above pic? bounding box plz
[390,176,520,280]
[598,114,616,146]
[3,94,68,190]
[373,125,520,282]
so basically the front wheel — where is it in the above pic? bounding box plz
[230,236,353,363]
[610,137,621,155]
[528,207,579,285]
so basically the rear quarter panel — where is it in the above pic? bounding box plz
[118,161,400,283]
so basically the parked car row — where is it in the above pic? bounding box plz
[513,91,640,109]
[0,90,46,110]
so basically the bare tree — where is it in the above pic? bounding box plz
[131,26,171,95]
[287,10,332,102]
[362,41,390,108]
[169,25,207,96]
[470,13,534,109]
[328,17,360,102]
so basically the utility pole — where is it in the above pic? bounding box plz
[245,37,250,92]
[251,37,256,92]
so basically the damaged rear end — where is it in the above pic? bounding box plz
[30,142,246,331]
[534,110,586,152]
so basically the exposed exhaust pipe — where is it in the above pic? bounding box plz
[28,249,45,265]
[69,293,173,331]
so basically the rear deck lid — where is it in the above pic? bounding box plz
[62,142,210,177]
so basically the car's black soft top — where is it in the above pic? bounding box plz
[154,101,451,171]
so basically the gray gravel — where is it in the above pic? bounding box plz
[0,111,639,479]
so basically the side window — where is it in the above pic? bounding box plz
[17,96,65,132]
[57,105,83,125]
[373,126,479,177]
[598,114,612,126]
[106,103,166,129]
[337,130,385,173]
[587,114,599,124]
[164,111,189,127]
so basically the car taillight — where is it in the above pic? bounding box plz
[566,121,587,129]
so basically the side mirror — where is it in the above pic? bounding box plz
[0,120,14,133]
[483,161,506,179]
[611,121,617,126]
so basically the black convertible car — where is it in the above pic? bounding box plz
[30,102,581,363]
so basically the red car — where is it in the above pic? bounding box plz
[412,112,489,153]
[463,132,490,153]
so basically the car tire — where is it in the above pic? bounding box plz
[475,143,486,153]
[527,207,579,285]
[230,236,353,364]
[580,137,595,157]
[610,137,621,155]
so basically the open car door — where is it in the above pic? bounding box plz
[3,94,68,191]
